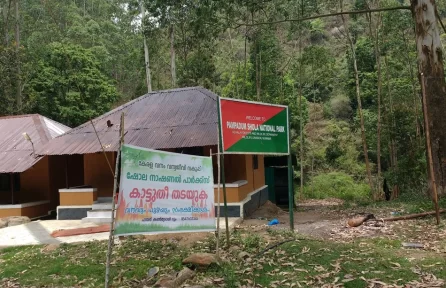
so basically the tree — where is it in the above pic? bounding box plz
[14,0,20,111]
[411,0,446,196]
[139,0,152,92]
[26,43,119,127]
[340,0,374,193]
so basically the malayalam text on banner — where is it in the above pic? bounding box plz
[114,144,215,236]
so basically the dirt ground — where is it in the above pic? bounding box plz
[242,199,347,239]
[127,199,446,255]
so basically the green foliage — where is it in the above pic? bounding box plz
[178,49,218,89]
[0,0,437,200]
[330,94,352,120]
[0,46,19,115]
[303,172,370,201]
[26,43,119,127]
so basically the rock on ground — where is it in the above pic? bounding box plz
[0,219,7,229]
[153,277,174,288]
[172,267,195,287]
[41,243,60,253]
[0,216,31,228]
[182,253,218,269]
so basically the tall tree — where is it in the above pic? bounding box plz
[169,24,176,87]
[411,0,446,195]
[140,0,152,92]
[14,0,20,111]
[366,0,382,198]
[340,0,374,193]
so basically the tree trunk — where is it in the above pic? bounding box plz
[340,7,374,194]
[401,29,422,146]
[256,52,261,100]
[385,56,400,199]
[139,0,152,93]
[2,0,11,46]
[367,6,382,199]
[170,24,176,88]
[14,0,21,112]
[299,0,305,201]
[244,29,247,99]
[376,54,382,198]
[411,0,446,195]
[227,28,239,97]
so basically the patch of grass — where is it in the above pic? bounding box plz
[357,193,446,215]
[301,172,370,202]
[1,232,445,287]
[115,222,215,235]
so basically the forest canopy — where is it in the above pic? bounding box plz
[1,0,445,200]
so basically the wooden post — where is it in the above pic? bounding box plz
[104,112,125,287]
[420,73,440,225]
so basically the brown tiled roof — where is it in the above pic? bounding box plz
[38,87,219,155]
[0,114,70,173]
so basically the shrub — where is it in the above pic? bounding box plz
[302,172,370,201]
[330,95,352,120]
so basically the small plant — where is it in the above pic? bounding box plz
[241,233,263,252]
[302,171,370,201]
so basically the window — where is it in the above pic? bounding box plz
[0,174,20,192]
[253,155,259,170]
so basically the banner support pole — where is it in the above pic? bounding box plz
[220,154,230,248]
[105,112,124,288]
[214,148,222,257]
[217,97,230,248]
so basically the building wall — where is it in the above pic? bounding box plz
[84,152,115,198]
[48,155,67,211]
[66,150,265,205]
[60,190,97,205]
[213,154,265,203]
[0,202,50,218]
[20,156,50,203]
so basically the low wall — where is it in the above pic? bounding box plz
[0,201,50,219]
[213,180,251,203]
[59,188,97,206]
[214,185,268,218]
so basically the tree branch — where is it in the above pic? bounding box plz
[233,6,411,28]
[435,7,446,35]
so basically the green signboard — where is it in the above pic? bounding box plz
[218,98,290,155]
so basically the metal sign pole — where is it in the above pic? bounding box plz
[287,108,295,231]
[217,97,230,248]
[105,112,125,288]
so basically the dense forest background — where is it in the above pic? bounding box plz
[1,0,445,201]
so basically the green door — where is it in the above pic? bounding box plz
[265,167,276,203]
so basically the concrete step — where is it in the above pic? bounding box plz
[82,209,115,223]
[87,209,115,218]
[97,197,113,203]
[92,202,113,210]
[81,217,112,224]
